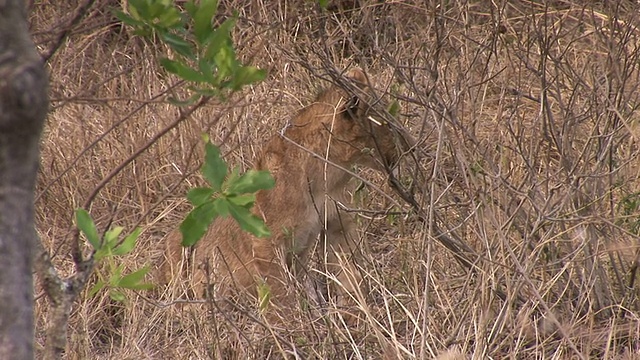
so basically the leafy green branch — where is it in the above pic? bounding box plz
[181,137,275,246]
[76,209,152,302]
[117,0,272,248]
[117,0,266,102]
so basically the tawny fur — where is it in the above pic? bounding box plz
[164,68,406,307]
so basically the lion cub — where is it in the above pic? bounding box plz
[166,68,406,313]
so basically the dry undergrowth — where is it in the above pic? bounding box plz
[31,0,640,359]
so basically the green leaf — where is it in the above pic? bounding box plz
[115,11,146,28]
[76,209,101,250]
[103,226,124,248]
[112,227,142,256]
[167,93,202,106]
[227,202,270,238]
[149,0,172,19]
[214,43,237,80]
[184,0,197,17]
[109,264,124,286]
[212,197,230,218]
[198,58,216,84]
[204,17,236,60]
[187,187,215,206]
[257,280,271,312]
[156,5,182,28]
[161,33,194,59]
[109,290,127,302]
[202,142,227,191]
[227,194,256,207]
[124,282,155,291]
[318,0,329,9]
[117,266,151,288]
[180,201,218,246]
[146,0,163,18]
[230,66,267,90]
[193,0,219,44]
[127,0,147,20]
[193,87,221,98]
[387,100,400,117]
[160,58,203,82]
[224,166,241,187]
[227,170,275,194]
[93,246,110,262]
[88,280,106,298]
[386,212,397,226]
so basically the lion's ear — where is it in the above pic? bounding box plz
[342,68,369,119]
[345,68,368,89]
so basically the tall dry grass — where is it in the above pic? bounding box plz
[31,0,639,358]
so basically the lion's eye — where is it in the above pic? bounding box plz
[345,96,360,117]
[348,96,359,109]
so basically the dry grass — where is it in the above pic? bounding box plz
[31,0,640,358]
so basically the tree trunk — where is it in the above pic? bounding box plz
[0,0,49,359]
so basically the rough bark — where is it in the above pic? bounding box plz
[33,239,94,360]
[0,0,49,359]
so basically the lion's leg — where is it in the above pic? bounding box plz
[250,238,311,325]
[324,214,364,312]
[160,229,186,285]
[251,239,290,301]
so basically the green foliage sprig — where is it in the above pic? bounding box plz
[113,1,272,301]
[180,136,275,247]
[117,1,272,247]
[616,191,640,235]
[76,209,153,302]
[117,0,266,102]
